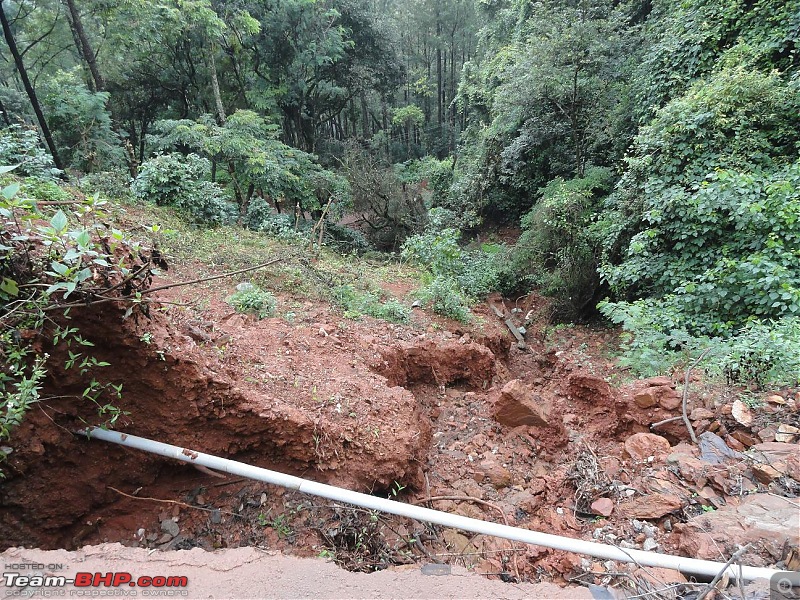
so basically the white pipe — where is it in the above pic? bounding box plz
[80,427,788,582]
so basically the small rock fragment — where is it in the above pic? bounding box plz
[624,433,671,462]
[642,538,659,552]
[160,519,179,537]
[751,464,781,485]
[731,400,754,427]
[591,498,614,517]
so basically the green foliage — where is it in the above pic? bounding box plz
[331,284,410,323]
[511,168,614,319]
[1,173,134,459]
[0,126,59,179]
[225,284,277,319]
[79,170,133,202]
[132,153,236,226]
[414,276,471,323]
[41,70,125,172]
[602,67,800,334]
[22,178,71,203]
[401,212,513,320]
[599,299,800,388]
[153,111,351,217]
[635,0,800,119]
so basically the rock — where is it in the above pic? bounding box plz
[631,567,686,586]
[633,380,680,410]
[624,433,671,462]
[591,498,614,517]
[776,424,800,443]
[690,408,715,421]
[160,519,179,538]
[642,376,674,387]
[493,380,551,428]
[476,458,513,489]
[442,531,479,565]
[156,534,173,545]
[633,389,658,409]
[699,431,743,464]
[730,429,760,448]
[621,493,683,519]
[757,426,777,442]
[788,453,800,482]
[675,494,800,563]
[642,538,659,552]
[766,394,787,405]
[751,464,781,485]
[210,509,222,525]
[731,400,754,427]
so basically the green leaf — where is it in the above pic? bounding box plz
[2,182,20,199]
[0,164,19,174]
[0,277,19,297]
[50,210,68,233]
[50,261,69,276]
[76,230,91,247]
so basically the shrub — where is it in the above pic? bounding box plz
[414,276,471,323]
[599,299,800,388]
[0,126,60,179]
[226,284,277,319]
[510,167,614,319]
[132,153,236,226]
[330,285,410,323]
[80,170,133,202]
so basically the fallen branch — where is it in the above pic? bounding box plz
[413,495,520,580]
[107,486,239,516]
[650,416,682,429]
[695,543,751,600]
[683,349,711,445]
[43,257,283,311]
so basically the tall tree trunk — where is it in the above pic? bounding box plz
[63,0,105,92]
[208,48,227,124]
[0,1,64,172]
[436,19,442,125]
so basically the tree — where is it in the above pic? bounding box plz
[0,0,64,171]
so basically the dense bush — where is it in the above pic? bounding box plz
[132,153,236,226]
[80,170,133,202]
[0,126,60,179]
[226,284,277,319]
[510,167,614,319]
[330,285,410,323]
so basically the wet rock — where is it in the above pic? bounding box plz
[699,431,743,464]
[621,493,683,519]
[591,498,614,517]
[624,433,671,462]
[675,494,800,563]
[493,380,550,428]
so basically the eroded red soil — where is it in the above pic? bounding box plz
[2,261,798,589]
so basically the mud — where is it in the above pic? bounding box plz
[2,274,798,591]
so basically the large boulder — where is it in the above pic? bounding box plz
[493,380,551,428]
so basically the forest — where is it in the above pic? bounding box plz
[1,0,799,426]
